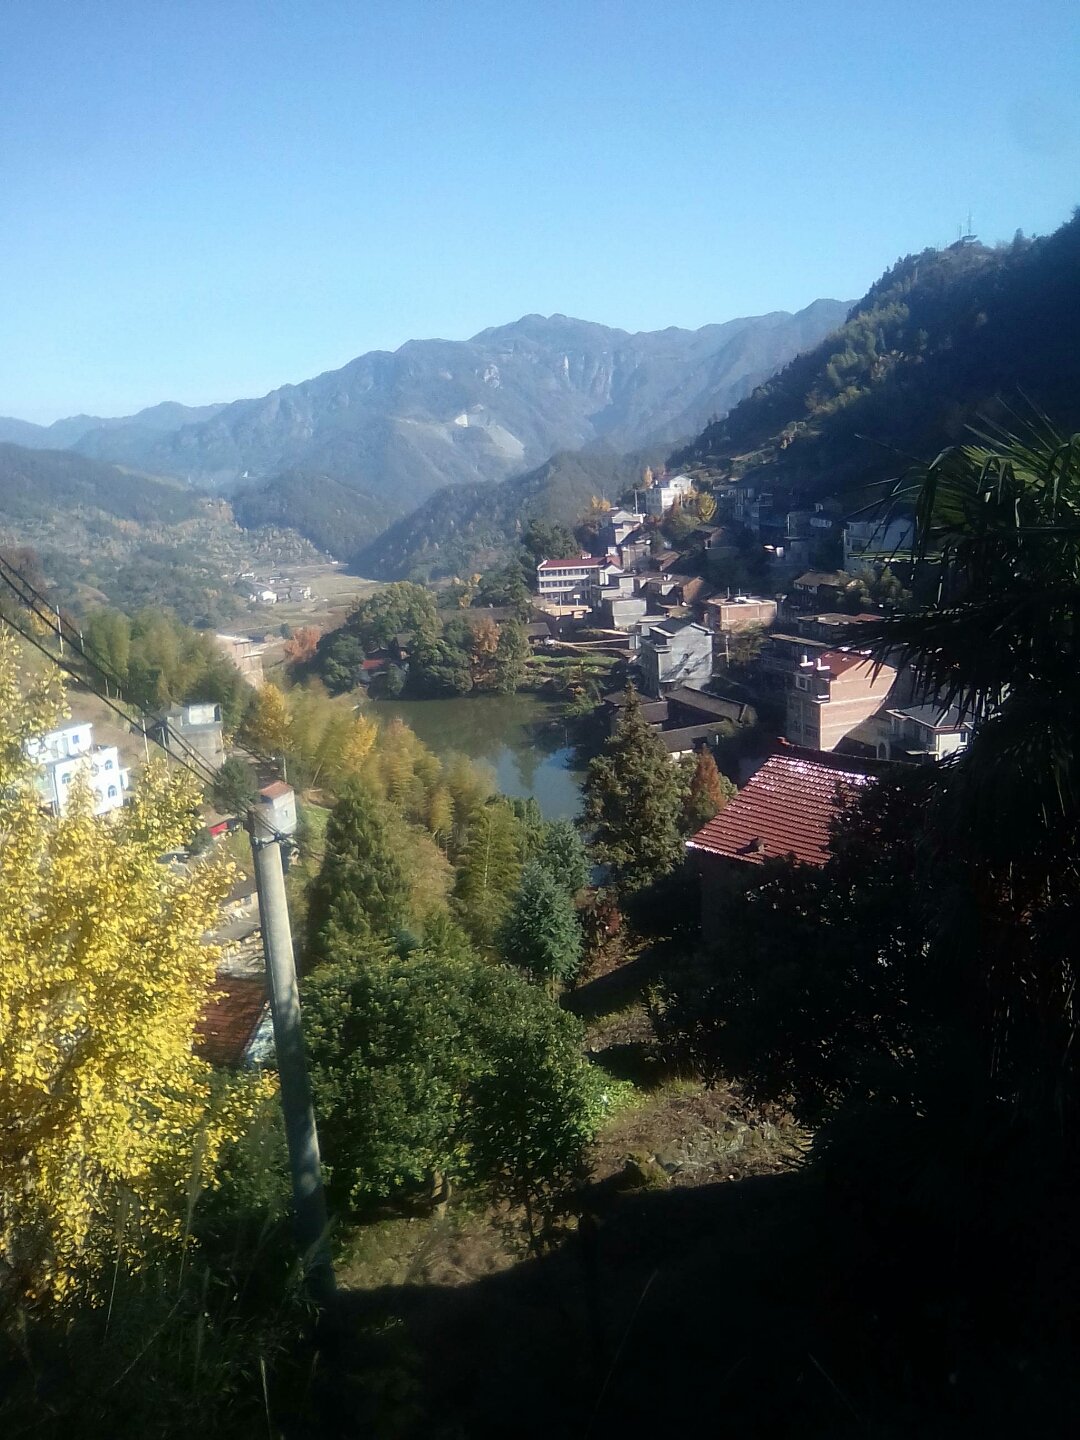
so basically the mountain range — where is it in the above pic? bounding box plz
[0,302,848,554]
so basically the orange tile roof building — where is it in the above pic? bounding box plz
[195,974,270,1068]
[687,747,872,938]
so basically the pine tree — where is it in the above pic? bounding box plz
[499,861,583,989]
[453,800,525,949]
[535,818,590,895]
[307,782,411,960]
[582,685,684,891]
[683,747,737,834]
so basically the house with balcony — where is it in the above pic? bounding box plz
[535,554,611,604]
[879,702,972,762]
[785,650,898,753]
[643,473,694,517]
[25,723,130,817]
[843,514,916,573]
[791,570,852,610]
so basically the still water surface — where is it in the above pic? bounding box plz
[373,692,585,819]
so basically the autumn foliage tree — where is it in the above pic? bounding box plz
[282,624,321,666]
[682,747,737,833]
[0,639,261,1301]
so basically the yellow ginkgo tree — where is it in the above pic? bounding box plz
[0,638,261,1301]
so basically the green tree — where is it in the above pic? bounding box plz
[453,800,525,948]
[582,685,684,891]
[304,945,475,1206]
[491,618,530,693]
[318,631,366,694]
[306,782,412,959]
[521,519,577,568]
[341,582,438,653]
[304,947,607,1211]
[682,747,737,833]
[535,817,590,895]
[408,631,474,696]
[476,563,531,616]
[210,756,258,816]
[499,860,583,989]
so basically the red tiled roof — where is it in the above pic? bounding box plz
[687,748,870,867]
[536,555,608,571]
[259,781,292,799]
[195,975,268,1068]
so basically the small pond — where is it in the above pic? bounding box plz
[372,692,585,820]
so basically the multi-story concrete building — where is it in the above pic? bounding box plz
[215,633,267,686]
[638,619,713,697]
[598,509,645,550]
[704,594,778,634]
[643,473,694,517]
[26,723,130,817]
[153,702,226,772]
[785,650,898,753]
[843,515,916,573]
[879,702,972,762]
[535,554,610,603]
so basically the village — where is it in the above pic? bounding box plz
[21,462,972,1072]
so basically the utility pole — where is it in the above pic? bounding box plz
[247,789,334,1302]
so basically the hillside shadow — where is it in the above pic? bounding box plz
[330,1160,1080,1440]
[564,943,667,1023]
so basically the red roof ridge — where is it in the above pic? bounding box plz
[537,554,607,570]
[687,746,873,868]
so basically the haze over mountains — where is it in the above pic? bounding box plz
[0,302,848,554]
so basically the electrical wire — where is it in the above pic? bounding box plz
[0,551,295,843]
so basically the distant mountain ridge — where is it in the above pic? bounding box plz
[0,400,228,453]
[2,304,848,550]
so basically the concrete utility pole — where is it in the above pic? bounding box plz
[247,792,335,1302]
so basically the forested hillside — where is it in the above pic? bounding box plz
[0,443,200,525]
[674,211,1080,501]
[232,467,398,557]
[355,447,662,581]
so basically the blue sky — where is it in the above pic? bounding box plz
[3,0,1078,423]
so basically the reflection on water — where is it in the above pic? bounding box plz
[372,692,585,820]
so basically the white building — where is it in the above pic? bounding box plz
[644,474,694,518]
[25,723,130,817]
[843,515,916,573]
[536,554,611,603]
[879,702,973,763]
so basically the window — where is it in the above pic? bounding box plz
[108,785,118,799]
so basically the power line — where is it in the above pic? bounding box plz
[0,608,218,793]
[0,559,225,789]
[0,550,297,843]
